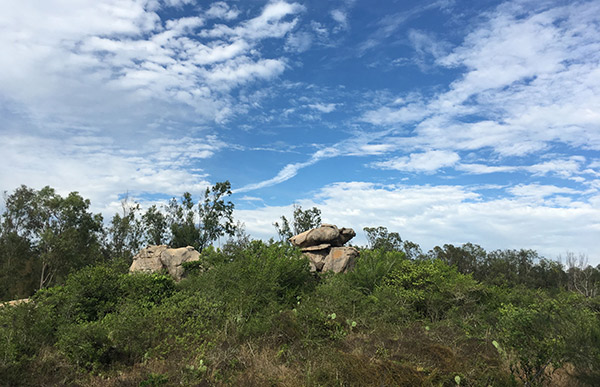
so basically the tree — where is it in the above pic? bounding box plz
[401,240,425,260]
[0,185,103,293]
[142,204,168,246]
[363,226,402,251]
[167,181,237,251]
[104,195,143,263]
[167,192,197,249]
[564,251,598,298]
[274,204,321,242]
[197,181,236,251]
[427,243,486,275]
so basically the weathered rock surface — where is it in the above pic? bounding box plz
[322,246,359,273]
[129,245,200,281]
[289,224,356,248]
[290,224,358,273]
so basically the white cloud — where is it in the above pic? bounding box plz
[206,58,287,89]
[205,2,240,20]
[285,31,313,52]
[457,163,519,174]
[307,103,337,113]
[457,156,589,179]
[373,150,460,173]
[527,157,585,178]
[407,29,450,70]
[358,0,600,170]
[0,0,304,135]
[200,1,304,40]
[330,9,348,31]
[236,181,600,263]
[0,132,223,220]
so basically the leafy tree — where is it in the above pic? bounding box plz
[167,181,236,251]
[142,204,168,246]
[497,292,598,386]
[0,185,103,293]
[401,240,425,260]
[197,181,236,251]
[274,204,321,242]
[481,249,539,287]
[167,192,196,249]
[428,243,486,275]
[363,226,402,251]
[104,195,142,263]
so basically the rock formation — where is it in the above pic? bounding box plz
[129,245,201,281]
[290,224,358,273]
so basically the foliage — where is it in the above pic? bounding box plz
[1,185,600,386]
[0,185,103,298]
[181,241,315,338]
[384,258,482,322]
[142,204,168,246]
[104,196,143,265]
[497,292,599,386]
[363,226,402,251]
[346,249,406,294]
[273,204,321,242]
[167,181,236,251]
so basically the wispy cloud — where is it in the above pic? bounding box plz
[0,0,304,133]
[372,150,460,173]
[236,180,600,259]
[330,9,349,31]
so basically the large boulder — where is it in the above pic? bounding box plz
[290,225,358,273]
[289,224,356,248]
[129,245,200,281]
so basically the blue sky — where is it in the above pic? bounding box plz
[1,0,599,263]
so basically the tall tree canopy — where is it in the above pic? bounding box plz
[0,185,103,298]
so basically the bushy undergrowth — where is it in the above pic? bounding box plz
[1,244,599,386]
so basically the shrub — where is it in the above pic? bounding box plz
[497,291,600,386]
[35,264,124,323]
[120,272,175,305]
[347,249,406,294]
[384,259,482,321]
[183,241,314,338]
[56,320,113,371]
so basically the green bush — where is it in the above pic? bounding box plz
[35,265,124,323]
[56,320,113,371]
[497,291,599,386]
[120,272,175,305]
[181,241,314,338]
[384,259,482,321]
[346,249,406,294]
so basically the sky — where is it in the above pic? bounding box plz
[1,0,599,264]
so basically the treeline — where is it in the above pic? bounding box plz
[0,183,238,301]
[1,185,599,301]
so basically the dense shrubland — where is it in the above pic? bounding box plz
[1,185,599,386]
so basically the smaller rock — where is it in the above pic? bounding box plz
[130,245,201,281]
[301,243,332,251]
[301,247,329,272]
[322,246,359,273]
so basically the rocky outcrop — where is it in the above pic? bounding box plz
[290,225,355,248]
[290,224,358,273]
[129,245,200,281]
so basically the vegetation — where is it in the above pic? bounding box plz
[274,204,322,242]
[1,185,599,386]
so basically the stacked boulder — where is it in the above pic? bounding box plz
[129,245,201,281]
[290,224,358,273]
